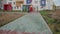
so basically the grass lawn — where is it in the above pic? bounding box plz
[40,10,60,34]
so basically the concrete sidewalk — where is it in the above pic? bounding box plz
[0,12,53,34]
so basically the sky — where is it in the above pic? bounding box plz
[53,0,60,6]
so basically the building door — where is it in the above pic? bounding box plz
[22,5,31,12]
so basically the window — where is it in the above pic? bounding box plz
[12,7,13,9]
[8,2,12,4]
[35,1,38,4]
[9,0,12,1]
[14,6,16,9]
[13,2,15,5]
[16,6,19,9]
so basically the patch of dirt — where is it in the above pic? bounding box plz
[0,12,25,27]
[46,10,60,19]
[45,10,60,34]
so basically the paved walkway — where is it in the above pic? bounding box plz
[0,12,53,34]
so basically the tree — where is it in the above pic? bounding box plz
[53,2,56,11]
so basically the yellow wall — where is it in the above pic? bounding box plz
[16,0,24,7]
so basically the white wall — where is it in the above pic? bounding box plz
[45,0,53,10]
[16,0,53,11]
[32,0,53,11]
[1,0,7,9]
[1,0,53,11]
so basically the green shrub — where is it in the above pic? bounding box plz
[46,16,55,23]
[40,11,55,23]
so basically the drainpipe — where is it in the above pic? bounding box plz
[21,4,22,12]
[37,6,38,12]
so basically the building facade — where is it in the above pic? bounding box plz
[0,0,53,11]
